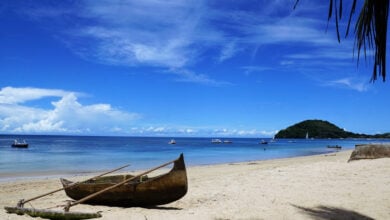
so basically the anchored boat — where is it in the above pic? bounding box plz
[11,139,28,148]
[168,139,176,144]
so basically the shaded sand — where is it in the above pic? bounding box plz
[1,150,390,219]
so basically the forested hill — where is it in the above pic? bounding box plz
[274,120,390,139]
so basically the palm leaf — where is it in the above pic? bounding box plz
[295,0,389,82]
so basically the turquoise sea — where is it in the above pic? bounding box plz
[1,135,389,181]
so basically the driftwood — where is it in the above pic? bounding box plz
[4,206,101,220]
[349,144,390,162]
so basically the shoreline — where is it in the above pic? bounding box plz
[2,150,390,219]
[0,150,347,183]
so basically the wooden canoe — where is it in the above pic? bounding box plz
[61,154,188,207]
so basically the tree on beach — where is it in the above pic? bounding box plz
[295,0,389,82]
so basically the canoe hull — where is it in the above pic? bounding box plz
[61,154,187,207]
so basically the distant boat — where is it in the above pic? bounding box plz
[327,145,342,149]
[12,139,28,148]
[168,139,176,144]
[223,140,232,144]
[260,140,268,144]
[211,139,222,144]
[305,132,309,139]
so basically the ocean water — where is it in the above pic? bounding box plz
[1,135,389,180]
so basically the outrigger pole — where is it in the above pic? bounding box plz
[17,164,130,208]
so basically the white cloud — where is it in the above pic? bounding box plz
[20,0,363,86]
[0,87,140,134]
[324,78,369,92]
[124,125,275,137]
[24,2,333,71]
[0,87,73,104]
[69,0,208,69]
[241,66,270,75]
[219,40,240,62]
[0,87,276,137]
[286,47,354,61]
[212,128,277,137]
[170,69,232,86]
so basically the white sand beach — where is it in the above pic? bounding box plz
[1,150,390,219]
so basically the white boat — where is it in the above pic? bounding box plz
[12,139,28,148]
[211,139,222,144]
[305,132,309,139]
[168,139,176,144]
[260,140,268,145]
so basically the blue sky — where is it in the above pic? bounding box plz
[1,0,389,137]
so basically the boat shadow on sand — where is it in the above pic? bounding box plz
[292,204,374,220]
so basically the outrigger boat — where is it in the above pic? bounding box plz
[61,154,187,207]
[4,154,188,219]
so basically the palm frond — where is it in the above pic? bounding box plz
[353,0,389,82]
[295,0,389,82]
[331,0,389,82]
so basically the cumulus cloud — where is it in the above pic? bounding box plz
[0,87,279,136]
[0,87,140,134]
[124,125,275,137]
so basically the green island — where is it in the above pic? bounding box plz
[275,119,390,139]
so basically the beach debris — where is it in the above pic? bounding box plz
[349,144,390,162]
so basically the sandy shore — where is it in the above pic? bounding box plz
[1,150,390,220]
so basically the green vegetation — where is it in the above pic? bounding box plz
[275,119,390,139]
